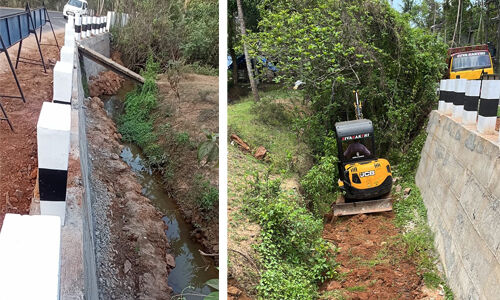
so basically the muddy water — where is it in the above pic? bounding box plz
[103,82,217,299]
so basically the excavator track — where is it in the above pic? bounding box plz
[333,194,392,216]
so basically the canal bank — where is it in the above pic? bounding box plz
[102,83,218,298]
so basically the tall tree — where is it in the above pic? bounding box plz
[236,0,260,101]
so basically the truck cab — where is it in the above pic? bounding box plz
[448,45,495,79]
[63,0,88,19]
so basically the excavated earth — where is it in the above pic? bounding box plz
[86,96,173,299]
[321,212,443,300]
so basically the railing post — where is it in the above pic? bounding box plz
[477,80,500,134]
[452,79,467,121]
[462,80,481,125]
[37,102,71,225]
[53,61,73,104]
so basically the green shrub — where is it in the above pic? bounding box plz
[301,136,339,215]
[119,56,163,168]
[244,172,337,299]
[194,176,218,213]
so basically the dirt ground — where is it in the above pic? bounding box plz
[0,30,63,228]
[320,212,435,299]
[86,96,173,299]
[156,73,219,257]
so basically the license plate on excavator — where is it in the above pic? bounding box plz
[333,198,393,216]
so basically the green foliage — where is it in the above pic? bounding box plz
[194,176,218,213]
[119,56,159,157]
[182,0,219,66]
[203,279,219,300]
[301,136,339,215]
[244,172,337,299]
[198,131,219,165]
[112,0,218,71]
[249,0,447,155]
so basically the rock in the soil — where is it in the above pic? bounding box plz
[254,146,267,160]
[30,168,37,179]
[14,189,23,199]
[228,286,242,296]
[124,260,132,274]
[404,187,412,195]
[230,134,250,151]
[165,254,176,269]
[359,214,368,222]
[395,185,402,193]
[326,281,342,290]
[363,240,374,247]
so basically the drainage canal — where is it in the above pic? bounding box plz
[103,81,218,298]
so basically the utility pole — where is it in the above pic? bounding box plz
[236,0,260,102]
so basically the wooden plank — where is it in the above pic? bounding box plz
[76,43,145,84]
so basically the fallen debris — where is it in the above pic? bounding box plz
[230,134,250,151]
[254,146,267,159]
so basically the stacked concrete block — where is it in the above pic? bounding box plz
[106,11,112,31]
[74,13,81,41]
[452,79,467,121]
[86,16,92,37]
[477,80,500,135]
[444,79,454,115]
[53,61,73,104]
[59,45,74,64]
[37,102,71,225]
[438,79,448,112]
[0,214,61,299]
[462,80,481,125]
[64,21,75,48]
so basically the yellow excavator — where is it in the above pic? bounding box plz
[332,91,393,216]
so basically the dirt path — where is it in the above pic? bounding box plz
[321,213,441,299]
[0,31,63,228]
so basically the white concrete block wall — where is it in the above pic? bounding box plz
[60,45,74,64]
[86,16,91,37]
[438,80,446,112]
[75,13,81,41]
[444,79,454,115]
[106,12,111,31]
[452,79,467,121]
[0,214,61,300]
[64,23,75,48]
[53,61,73,104]
[92,16,97,35]
[462,80,481,125]
[37,102,71,225]
[477,80,500,135]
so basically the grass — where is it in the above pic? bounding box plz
[228,90,311,174]
[497,106,500,117]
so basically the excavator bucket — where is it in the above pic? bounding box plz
[333,198,393,216]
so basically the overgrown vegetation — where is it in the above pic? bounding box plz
[119,56,164,166]
[112,0,218,72]
[119,56,218,215]
[243,172,336,299]
[248,0,446,156]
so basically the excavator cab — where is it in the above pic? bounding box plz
[333,119,393,216]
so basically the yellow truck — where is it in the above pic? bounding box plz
[448,45,494,79]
